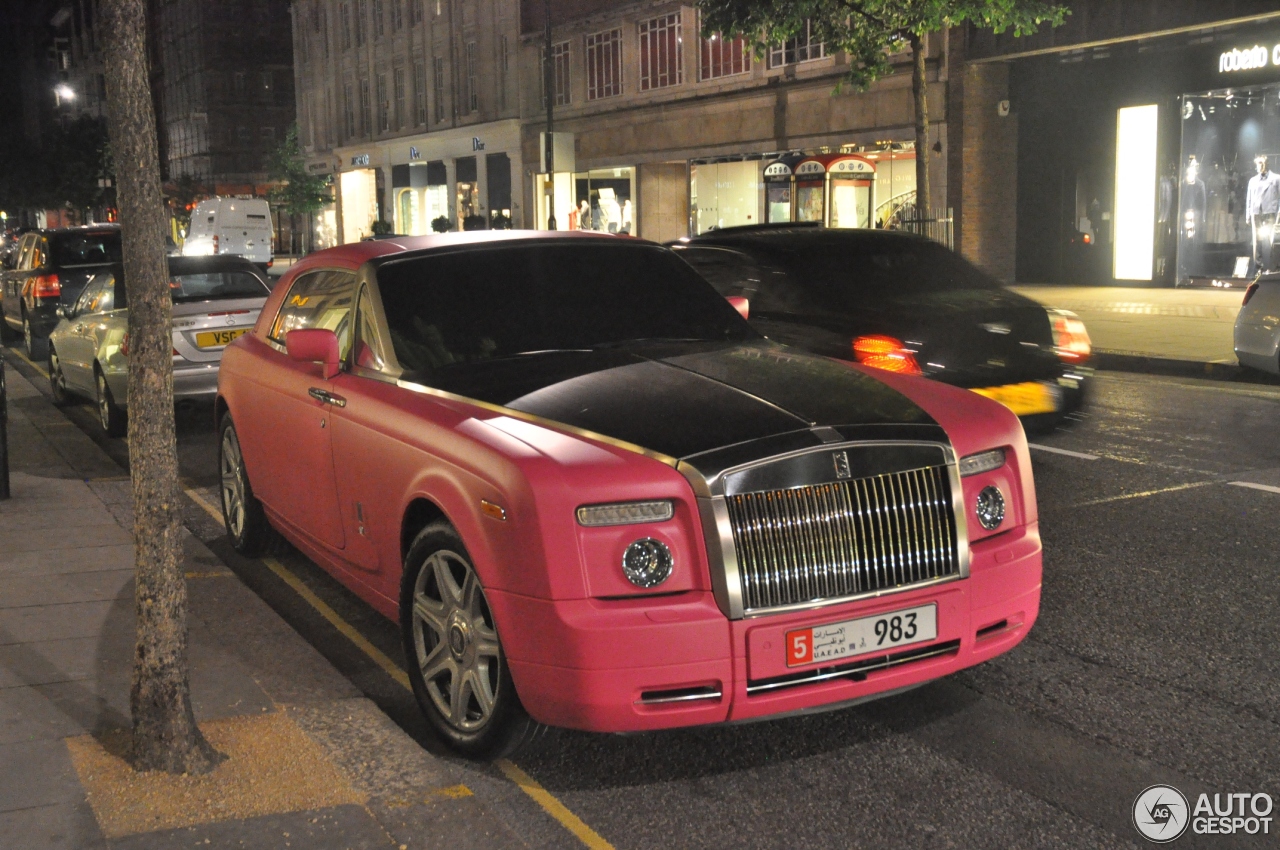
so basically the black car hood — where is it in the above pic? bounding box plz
[418,341,936,460]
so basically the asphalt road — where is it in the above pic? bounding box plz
[8,347,1278,849]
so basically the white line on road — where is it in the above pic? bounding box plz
[1028,444,1099,460]
[1228,481,1280,495]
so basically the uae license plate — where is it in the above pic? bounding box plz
[195,328,249,349]
[785,604,937,667]
[971,381,1060,416]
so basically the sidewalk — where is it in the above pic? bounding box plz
[1012,284,1252,379]
[0,364,521,848]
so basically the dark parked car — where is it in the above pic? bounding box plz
[670,226,1091,429]
[1,225,122,358]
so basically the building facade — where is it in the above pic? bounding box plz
[517,0,952,243]
[292,0,524,245]
[958,0,1280,285]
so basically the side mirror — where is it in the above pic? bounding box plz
[56,306,67,319]
[286,328,341,379]
[726,296,750,321]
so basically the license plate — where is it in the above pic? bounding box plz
[971,381,1060,416]
[785,604,937,667]
[195,328,249,349]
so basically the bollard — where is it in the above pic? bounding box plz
[0,349,9,499]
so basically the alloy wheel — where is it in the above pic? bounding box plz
[411,550,502,733]
[49,350,65,400]
[219,426,247,540]
[96,373,111,432]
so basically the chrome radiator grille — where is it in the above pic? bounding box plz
[725,465,960,612]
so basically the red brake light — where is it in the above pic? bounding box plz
[852,335,923,376]
[1049,310,1091,363]
[212,234,220,254]
[32,273,61,298]
[1243,282,1260,306]
[1082,233,1092,245]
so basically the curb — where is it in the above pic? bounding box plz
[1091,352,1280,385]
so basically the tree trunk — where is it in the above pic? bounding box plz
[910,32,930,216]
[102,0,221,775]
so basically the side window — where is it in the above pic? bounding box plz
[28,238,48,270]
[677,247,762,299]
[269,270,356,360]
[352,285,390,372]
[16,235,35,270]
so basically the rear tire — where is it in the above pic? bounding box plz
[23,312,47,360]
[94,367,126,437]
[401,521,544,759]
[217,413,286,555]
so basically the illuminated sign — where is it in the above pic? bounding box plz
[830,158,874,175]
[763,162,793,177]
[795,160,826,176]
[1113,104,1158,281]
[409,146,421,160]
[1219,43,1280,73]
[350,154,370,166]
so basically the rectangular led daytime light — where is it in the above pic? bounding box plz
[576,500,674,527]
[958,449,1006,478]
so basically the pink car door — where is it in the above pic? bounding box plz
[247,268,354,551]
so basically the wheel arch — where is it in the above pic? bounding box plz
[400,496,449,565]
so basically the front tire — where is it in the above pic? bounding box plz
[95,368,126,437]
[48,347,71,406]
[217,413,283,555]
[401,521,542,759]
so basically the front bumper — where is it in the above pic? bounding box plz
[493,522,1041,733]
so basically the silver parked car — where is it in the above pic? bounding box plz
[1235,272,1280,375]
[46,256,272,436]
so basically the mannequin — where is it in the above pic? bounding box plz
[1179,156,1207,282]
[1246,154,1280,272]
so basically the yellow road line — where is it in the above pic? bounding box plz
[181,485,609,848]
[7,345,49,377]
[496,760,615,850]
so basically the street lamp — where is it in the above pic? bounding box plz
[54,83,76,105]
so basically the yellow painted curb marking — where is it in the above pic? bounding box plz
[8,345,49,377]
[182,486,610,849]
[497,759,615,850]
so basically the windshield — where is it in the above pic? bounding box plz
[170,271,271,303]
[51,231,122,268]
[738,236,1002,316]
[376,242,757,376]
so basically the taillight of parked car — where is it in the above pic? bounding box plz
[212,234,220,254]
[852,335,923,376]
[31,274,61,298]
[1243,282,1260,306]
[1048,309,1091,363]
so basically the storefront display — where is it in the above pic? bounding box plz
[691,160,762,234]
[792,154,876,229]
[1178,83,1280,282]
[339,167,379,244]
[763,156,801,223]
[533,167,635,233]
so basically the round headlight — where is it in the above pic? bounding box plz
[976,486,1005,530]
[622,538,673,588]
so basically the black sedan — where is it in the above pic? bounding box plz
[670,226,1091,429]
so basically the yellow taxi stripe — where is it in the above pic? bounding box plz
[181,485,612,849]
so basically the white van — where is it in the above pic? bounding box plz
[182,198,273,269]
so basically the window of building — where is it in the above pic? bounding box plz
[321,6,330,59]
[639,13,682,91]
[465,42,478,112]
[373,0,384,38]
[393,67,405,130]
[355,0,366,46]
[262,70,273,96]
[233,71,246,96]
[376,74,389,132]
[359,78,371,135]
[392,0,403,31]
[433,56,445,123]
[585,29,622,100]
[340,2,352,49]
[550,40,569,106]
[414,61,426,125]
[411,0,423,25]
[261,126,275,142]
[344,82,355,138]
[500,35,510,110]
[237,126,251,144]
[701,28,748,80]
[769,20,824,67]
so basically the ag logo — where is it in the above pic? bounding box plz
[1133,785,1189,843]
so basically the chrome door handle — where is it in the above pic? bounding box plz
[308,387,347,407]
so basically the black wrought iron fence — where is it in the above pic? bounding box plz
[888,205,955,251]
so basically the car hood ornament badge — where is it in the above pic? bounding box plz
[832,450,852,479]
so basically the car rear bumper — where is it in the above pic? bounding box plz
[104,360,222,407]
[494,522,1041,733]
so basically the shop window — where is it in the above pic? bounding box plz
[769,20,824,67]
[572,167,634,234]
[639,13,682,91]
[701,29,748,80]
[691,161,761,234]
[414,62,426,125]
[586,29,622,100]
[1178,85,1280,283]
